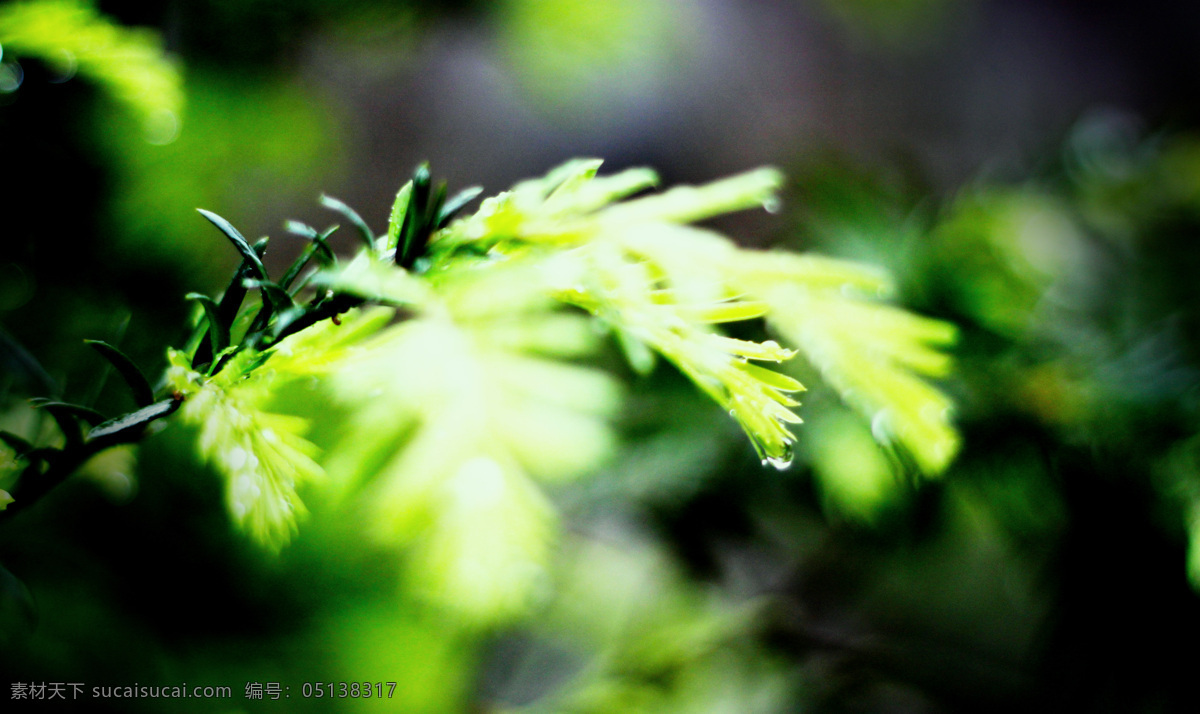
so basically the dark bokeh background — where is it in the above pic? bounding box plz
[4,1,1200,712]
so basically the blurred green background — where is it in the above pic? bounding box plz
[4,0,1200,711]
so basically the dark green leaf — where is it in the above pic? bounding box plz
[243,279,296,314]
[28,400,106,426]
[278,244,317,293]
[411,162,431,211]
[189,237,268,368]
[83,314,131,408]
[386,181,412,251]
[0,562,37,645]
[186,293,230,357]
[269,305,309,340]
[240,280,300,350]
[397,163,434,269]
[0,431,33,456]
[36,402,83,448]
[208,345,241,377]
[84,340,155,407]
[218,238,269,328]
[319,194,374,251]
[0,326,57,397]
[437,186,483,229]
[88,398,180,445]
[279,225,337,291]
[428,181,448,225]
[312,226,339,265]
[197,209,267,280]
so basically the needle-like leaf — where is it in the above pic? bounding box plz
[35,402,83,448]
[84,340,155,407]
[28,399,106,426]
[436,185,483,229]
[197,209,267,281]
[320,194,374,252]
[186,293,230,358]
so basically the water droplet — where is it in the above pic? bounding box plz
[144,108,180,146]
[47,49,76,83]
[226,446,249,471]
[0,61,23,94]
[762,197,782,214]
[762,443,794,470]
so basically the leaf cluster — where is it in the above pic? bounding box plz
[4,158,958,625]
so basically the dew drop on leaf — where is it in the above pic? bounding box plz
[762,444,794,471]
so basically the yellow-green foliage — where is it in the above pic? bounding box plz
[177,159,958,624]
[0,0,183,141]
[502,535,789,714]
[167,349,324,551]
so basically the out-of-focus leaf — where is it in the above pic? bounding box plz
[313,258,431,307]
[0,0,183,141]
[319,263,620,623]
[166,350,322,551]
[35,401,82,448]
[804,407,899,523]
[0,562,35,647]
[243,279,296,315]
[513,535,788,714]
[437,186,484,230]
[931,188,1091,338]
[0,326,57,397]
[0,431,33,456]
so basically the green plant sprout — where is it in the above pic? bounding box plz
[0,160,957,622]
